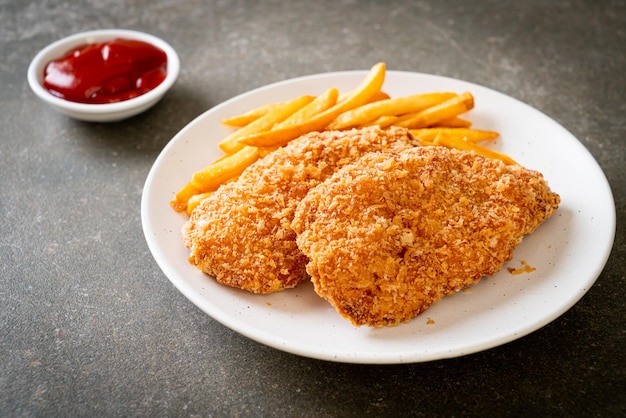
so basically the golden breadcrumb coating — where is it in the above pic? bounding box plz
[182,127,419,293]
[292,147,560,327]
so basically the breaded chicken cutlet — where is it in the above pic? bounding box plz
[292,146,560,327]
[182,126,420,294]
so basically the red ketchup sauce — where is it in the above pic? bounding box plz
[43,38,167,104]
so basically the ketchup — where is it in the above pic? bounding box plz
[43,38,168,104]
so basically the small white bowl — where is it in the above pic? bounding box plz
[27,29,180,122]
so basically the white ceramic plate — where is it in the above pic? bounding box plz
[141,71,616,364]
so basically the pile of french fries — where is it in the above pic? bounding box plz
[171,62,516,215]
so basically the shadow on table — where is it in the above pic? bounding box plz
[64,84,214,158]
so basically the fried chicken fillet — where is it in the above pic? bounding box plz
[292,147,560,327]
[182,127,420,294]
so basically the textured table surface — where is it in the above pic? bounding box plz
[1,0,624,416]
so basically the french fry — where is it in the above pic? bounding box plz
[170,146,261,212]
[433,133,517,165]
[338,89,390,104]
[327,92,457,130]
[320,61,387,114]
[219,95,315,154]
[358,114,399,128]
[221,102,283,127]
[238,62,387,148]
[185,173,245,215]
[436,116,472,128]
[224,73,387,129]
[394,92,475,129]
[368,90,391,102]
[220,88,337,152]
[257,145,280,157]
[186,191,214,215]
[274,87,339,128]
[410,128,499,144]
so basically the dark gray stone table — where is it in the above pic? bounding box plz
[2,0,624,416]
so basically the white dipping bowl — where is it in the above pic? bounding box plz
[27,29,180,122]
